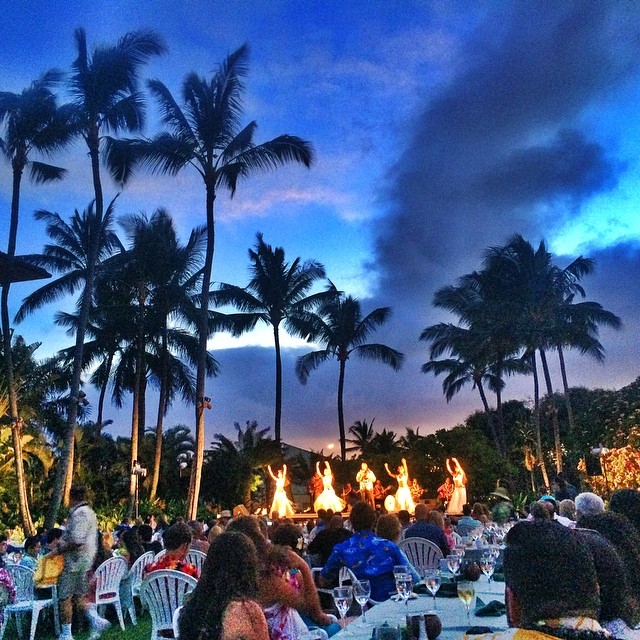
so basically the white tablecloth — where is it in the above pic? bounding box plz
[334,578,508,639]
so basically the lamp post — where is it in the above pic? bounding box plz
[131,461,147,520]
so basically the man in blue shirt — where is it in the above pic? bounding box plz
[404,503,450,557]
[320,502,420,602]
[456,503,483,536]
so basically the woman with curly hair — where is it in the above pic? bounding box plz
[178,531,269,640]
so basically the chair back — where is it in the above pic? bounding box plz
[129,551,155,591]
[5,565,35,603]
[185,549,206,573]
[94,556,127,603]
[398,537,443,573]
[154,549,167,561]
[141,569,197,640]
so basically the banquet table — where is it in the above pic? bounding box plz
[334,577,508,639]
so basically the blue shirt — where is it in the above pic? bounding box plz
[403,521,451,557]
[321,530,420,602]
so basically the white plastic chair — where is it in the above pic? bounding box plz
[185,549,206,574]
[154,549,167,561]
[398,537,443,575]
[94,556,128,630]
[127,550,155,613]
[141,569,197,640]
[0,565,60,640]
[172,604,183,638]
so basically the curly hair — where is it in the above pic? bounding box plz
[179,531,259,640]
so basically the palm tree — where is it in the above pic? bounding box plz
[295,295,404,461]
[15,201,121,525]
[211,233,333,444]
[105,44,314,518]
[0,71,73,533]
[346,418,376,456]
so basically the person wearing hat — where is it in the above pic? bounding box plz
[490,486,514,524]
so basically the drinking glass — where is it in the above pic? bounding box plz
[480,557,495,583]
[353,580,371,622]
[424,570,441,611]
[457,580,475,622]
[332,586,353,629]
[394,569,413,608]
[446,554,460,578]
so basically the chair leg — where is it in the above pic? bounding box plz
[128,603,138,625]
[14,612,23,638]
[52,600,61,634]
[29,608,41,640]
[115,601,126,630]
[0,616,7,640]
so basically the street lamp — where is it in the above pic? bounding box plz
[131,460,147,520]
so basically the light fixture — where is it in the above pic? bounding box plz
[198,396,212,410]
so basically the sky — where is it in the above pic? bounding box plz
[2,1,640,454]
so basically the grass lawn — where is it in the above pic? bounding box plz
[2,610,153,640]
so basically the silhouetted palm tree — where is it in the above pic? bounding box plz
[346,418,376,456]
[0,71,73,533]
[211,233,333,444]
[296,295,403,461]
[105,44,314,518]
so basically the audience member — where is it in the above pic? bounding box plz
[320,501,419,602]
[558,499,576,522]
[609,488,640,535]
[20,535,41,570]
[138,524,162,555]
[306,515,352,566]
[143,522,199,578]
[575,492,605,518]
[188,520,210,553]
[455,503,483,536]
[376,513,402,543]
[404,503,450,556]
[427,509,455,551]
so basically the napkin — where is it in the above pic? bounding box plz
[390,592,418,601]
[475,597,506,617]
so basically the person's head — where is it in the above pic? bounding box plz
[180,531,259,640]
[69,484,88,505]
[397,509,411,527]
[575,492,605,518]
[504,521,599,626]
[121,527,144,563]
[414,503,430,521]
[349,501,376,532]
[428,509,445,530]
[270,523,303,552]
[316,509,327,523]
[137,524,153,543]
[462,503,472,517]
[530,500,554,521]
[45,528,63,550]
[558,499,576,521]
[471,503,485,518]
[188,520,205,540]
[328,514,344,530]
[539,495,557,514]
[376,514,402,542]
[225,515,267,556]
[609,489,640,534]
[162,522,192,557]
[361,462,368,471]
[24,535,41,557]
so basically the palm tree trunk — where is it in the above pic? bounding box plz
[273,325,282,445]
[2,162,35,535]
[96,351,114,430]
[337,358,347,461]
[62,435,75,506]
[188,182,216,520]
[476,380,502,457]
[531,352,550,489]
[150,332,168,502]
[556,344,576,433]
[539,348,562,473]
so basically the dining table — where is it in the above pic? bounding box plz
[333,575,509,639]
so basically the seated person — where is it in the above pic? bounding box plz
[320,501,420,602]
[20,535,41,571]
[404,503,451,557]
[455,503,483,536]
[143,522,199,578]
[466,520,606,640]
[138,524,162,555]
[307,514,352,566]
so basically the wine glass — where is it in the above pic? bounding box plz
[481,557,495,583]
[457,580,475,622]
[332,586,353,629]
[446,554,460,578]
[353,580,371,622]
[424,569,441,611]
[394,569,413,608]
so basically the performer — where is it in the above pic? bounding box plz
[313,461,345,512]
[445,457,467,515]
[437,475,454,509]
[373,479,392,511]
[384,458,415,513]
[410,478,423,502]
[356,462,376,508]
[268,464,295,518]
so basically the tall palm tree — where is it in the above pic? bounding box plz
[105,44,314,518]
[36,28,167,526]
[0,71,73,533]
[346,418,376,456]
[15,201,121,525]
[210,233,333,444]
[295,295,404,461]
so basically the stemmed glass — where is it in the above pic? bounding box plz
[457,581,475,622]
[353,580,371,623]
[424,569,441,611]
[332,586,353,629]
[480,556,495,583]
[393,565,413,608]
[446,554,460,578]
